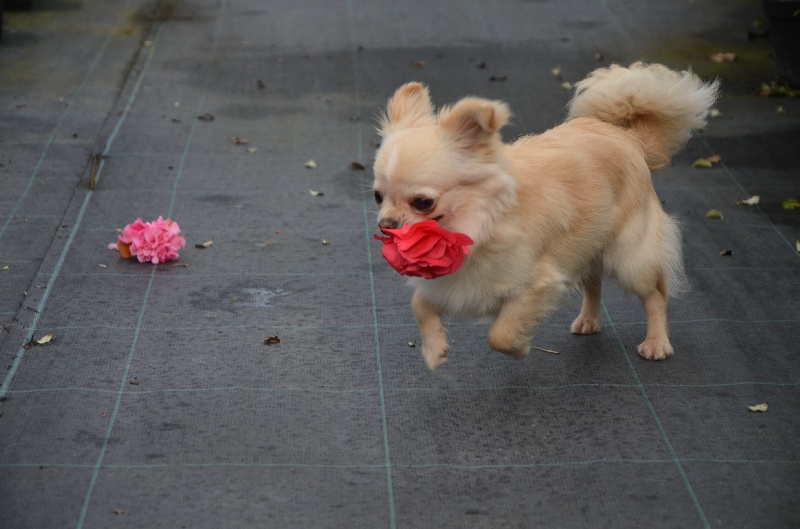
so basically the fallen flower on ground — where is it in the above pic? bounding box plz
[108,217,186,264]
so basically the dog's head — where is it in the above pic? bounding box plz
[372,83,517,247]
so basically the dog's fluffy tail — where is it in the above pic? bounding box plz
[567,62,719,172]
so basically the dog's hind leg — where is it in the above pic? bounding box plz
[571,261,603,335]
[636,278,673,360]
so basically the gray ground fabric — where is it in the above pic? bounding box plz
[1,1,799,528]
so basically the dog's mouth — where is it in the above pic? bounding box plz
[376,215,444,234]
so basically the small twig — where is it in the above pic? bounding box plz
[531,345,560,355]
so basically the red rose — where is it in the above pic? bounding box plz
[373,220,474,279]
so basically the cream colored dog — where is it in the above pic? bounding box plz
[373,62,719,370]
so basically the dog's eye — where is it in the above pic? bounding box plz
[374,191,383,205]
[411,197,435,212]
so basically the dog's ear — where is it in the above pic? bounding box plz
[438,98,510,151]
[379,82,436,138]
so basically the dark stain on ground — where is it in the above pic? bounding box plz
[129,0,208,24]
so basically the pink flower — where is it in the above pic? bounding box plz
[108,216,186,264]
[374,220,473,279]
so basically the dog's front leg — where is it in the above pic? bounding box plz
[412,291,449,370]
[488,281,564,360]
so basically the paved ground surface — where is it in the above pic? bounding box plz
[1,0,798,528]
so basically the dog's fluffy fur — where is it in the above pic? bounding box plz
[373,62,719,370]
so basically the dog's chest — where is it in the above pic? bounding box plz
[411,260,515,320]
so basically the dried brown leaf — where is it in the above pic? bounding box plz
[195,240,213,249]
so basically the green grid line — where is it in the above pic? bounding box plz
[20,316,800,335]
[9,265,800,280]
[6,380,798,398]
[3,457,796,471]
[72,23,169,529]
[13,381,800,396]
[602,301,711,529]
[0,0,134,247]
[594,2,717,525]
[347,0,398,525]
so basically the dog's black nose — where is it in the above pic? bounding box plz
[378,218,399,230]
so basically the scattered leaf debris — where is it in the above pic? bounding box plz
[532,345,560,355]
[411,60,426,68]
[305,159,317,169]
[796,240,800,252]
[758,82,798,98]
[170,262,189,268]
[720,249,732,256]
[2,265,8,271]
[113,509,125,516]
[777,105,786,115]
[129,378,139,386]
[692,155,721,168]
[230,136,250,145]
[36,334,53,345]
[195,240,214,249]
[561,81,573,91]
[350,161,366,170]
[197,113,215,122]
[736,195,760,206]
[475,60,487,69]
[747,402,768,412]
[246,147,257,153]
[709,52,736,63]
[705,209,724,220]
[321,239,329,246]
[309,189,324,197]
[709,108,721,118]
[264,336,281,345]
[594,51,604,61]
[99,263,107,268]
[489,74,508,82]
[782,198,800,210]
[408,341,416,347]
[551,66,561,77]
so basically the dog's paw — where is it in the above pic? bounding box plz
[422,338,449,371]
[637,338,674,360]
[570,314,602,335]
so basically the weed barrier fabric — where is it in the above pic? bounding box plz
[0,1,798,527]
